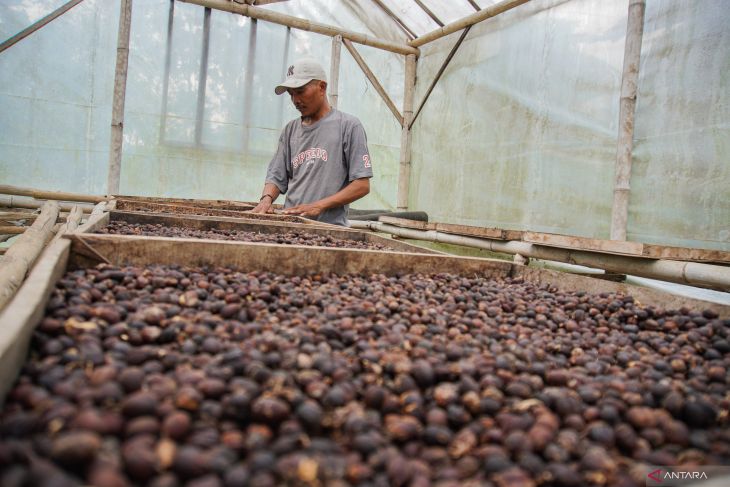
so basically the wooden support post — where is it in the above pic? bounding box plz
[107,0,133,195]
[342,39,403,126]
[242,18,257,154]
[329,35,342,109]
[179,0,419,56]
[0,185,107,204]
[410,0,530,47]
[611,0,646,241]
[0,0,84,54]
[0,201,59,311]
[411,26,471,129]
[397,54,417,210]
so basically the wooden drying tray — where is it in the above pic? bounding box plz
[93,211,441,255]
[2,231,729,403]
[378,216,730,264]
[113,194,275,211]
[114,199,314,225]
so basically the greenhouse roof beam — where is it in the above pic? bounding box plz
[179,0,419,55]
[410,26,471,129]
[342,39,403,126]
[369,0,417,40]
[412,0,444,27]
[0,0,84,54]
[410,0,530,47]
[466,0,481,11]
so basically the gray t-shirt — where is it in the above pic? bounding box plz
[265,108,373,226]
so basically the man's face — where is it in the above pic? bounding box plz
[287,80,326,118]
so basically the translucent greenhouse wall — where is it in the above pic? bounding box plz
[1,0,728,249]
[411,0,729,250]
[0,0,403,210]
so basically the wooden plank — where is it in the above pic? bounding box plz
[102,211,439,255]
[379,215,435,231]
[523,231,730,263]
[76,211,110,235]
[523,231,644,255]
[0,239,70,404]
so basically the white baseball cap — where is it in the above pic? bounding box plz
[275,58,327,95]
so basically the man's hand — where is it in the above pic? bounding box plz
[250,199,274,214]
[283,202,325,218]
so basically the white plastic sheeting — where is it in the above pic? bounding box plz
[0,0,727,251]
[0,0,404,209]
[410,0,729,251]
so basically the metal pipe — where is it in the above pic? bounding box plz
[351,221,730,292]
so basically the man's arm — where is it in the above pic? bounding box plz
[250,183,281,214]
[283,178,370,218]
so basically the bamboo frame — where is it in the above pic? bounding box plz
[611,0,646,241]
[329,35,342,109]
[51,206,84,242]
[397,54,417,210]
[0,0,84,54]
[107,0,133,195]
[370,0,417,40]
[0,201,59,311]
[0,185,107,204]
[410,0,531,47]
[342,39,403,126]
[413,0,444,27]
[179,0,419,55]
[0,196,94,213]
[410,26,472,129]
[0,227,26,235]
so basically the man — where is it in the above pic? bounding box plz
[250,58,372,226]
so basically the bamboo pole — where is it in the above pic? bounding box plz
[179,0,419,56]
[0,185,107,204]
[369,0,417,40]
[329,35,342,109]
[410,26,471,129]
[611,0,646,241]
[0,195,94,213]
[52,206,84,242]
[0,0,84,54]
[0,227,26,235]
[413,0,444,27]
[90,201,108,216]
[410,0,530,47]
[397,54,417,210]
[342,39,403,126]
[0,201,59,311]
[107,0,133,195]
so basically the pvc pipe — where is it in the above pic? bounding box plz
[352,221,730,292]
